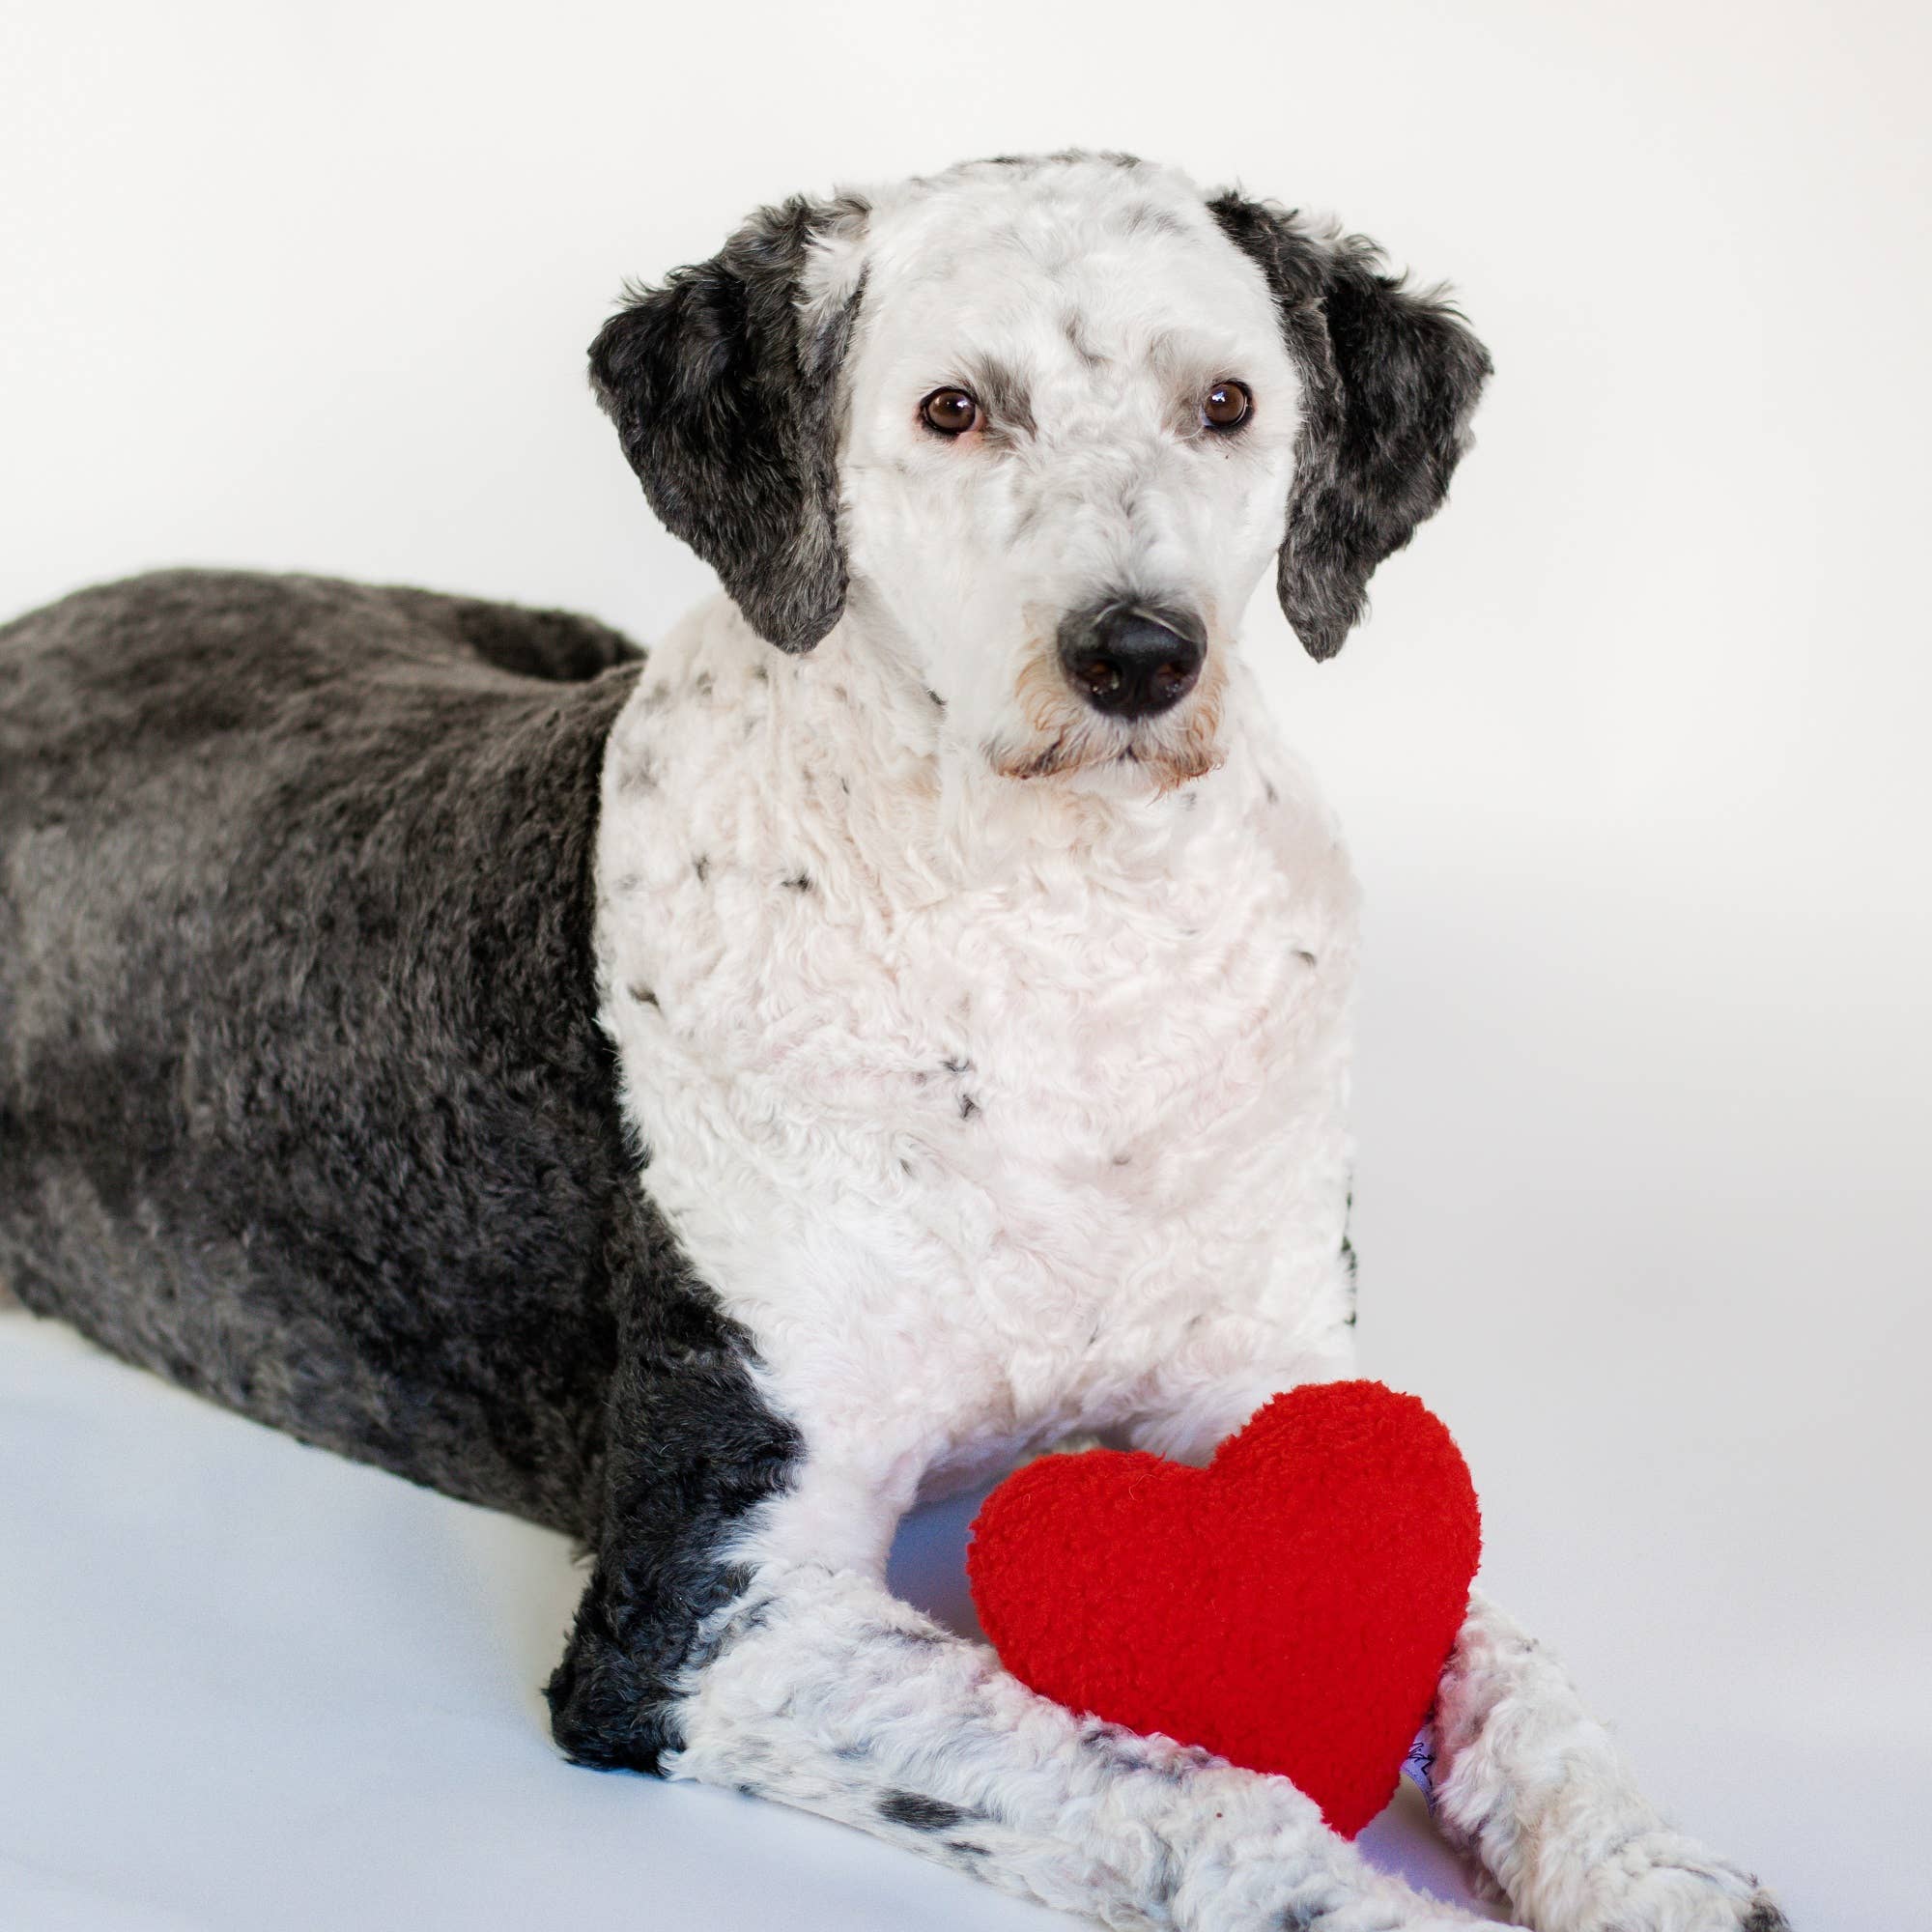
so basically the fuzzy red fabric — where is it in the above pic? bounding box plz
[966,1380,1481,1837]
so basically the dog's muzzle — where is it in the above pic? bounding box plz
[1056,601,1207,721]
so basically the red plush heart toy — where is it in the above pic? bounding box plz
[966,1379,1481,1837]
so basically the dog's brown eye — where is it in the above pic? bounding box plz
[921,387,980,437]
[1203,380,1252,429]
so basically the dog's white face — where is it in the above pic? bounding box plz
[816,160,1303,794]
[591,154,1487,787]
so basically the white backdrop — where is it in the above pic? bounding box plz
[2,2,1926,1927]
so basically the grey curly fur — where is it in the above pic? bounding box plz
[0,569,802,1770]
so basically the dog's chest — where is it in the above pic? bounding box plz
[595,639,1356,1475]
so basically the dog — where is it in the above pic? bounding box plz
[0,152,1786,1931]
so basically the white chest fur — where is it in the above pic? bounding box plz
[595,600,1361,1557]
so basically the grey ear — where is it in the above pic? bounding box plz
[1208,193,1492,661]
[588,195,867,652]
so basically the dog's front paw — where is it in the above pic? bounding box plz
[1556,1831,1788,1932]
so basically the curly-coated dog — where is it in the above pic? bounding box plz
[0,153,1786,1931]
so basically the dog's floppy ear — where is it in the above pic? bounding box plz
[589,195,867,653]
[1208,194,1492,661]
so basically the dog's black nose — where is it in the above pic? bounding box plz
[1057,602,1207,720]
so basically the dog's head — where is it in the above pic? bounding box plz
[590,154,1490,791]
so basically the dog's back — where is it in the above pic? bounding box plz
[0,570,649,1533]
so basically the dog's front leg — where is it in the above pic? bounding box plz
[1125,1371,1787,1932]
[664,1548,1516,1931]
[535,1267,1503,1927]
[1423,1594,1788,1932]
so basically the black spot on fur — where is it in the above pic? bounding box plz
[1148,1837,1179,1906]
[1075,1719,1209,1785]
[628,983,660,1008]
[958,1094,980,1121]
[588,195,869,652]
[1062,312,1108,367]
[1741,1905,1790,1932]
[1264,781,1280,806]
[923,686,946,709]
[1122,201,1187,241]
[880,1791,975,1833]
[859,1620,946,1649]
[782,871,812,893]
[1275,1885,1351,1931]
[692,855,709,883]
[1207,193,1491,660]
[981,148,1143,174]
[942,1057,972,1075]
[722,1591,778,1643]
[1341,1187,1358,1326]
[963,353,1037,443]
